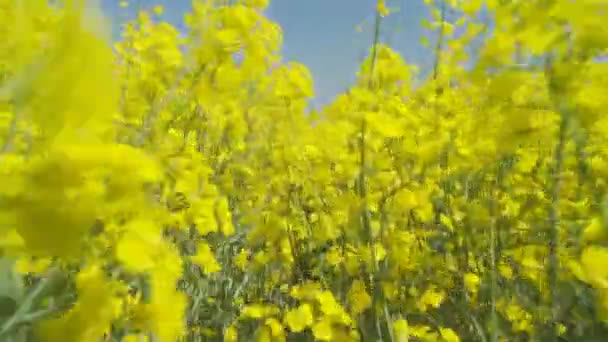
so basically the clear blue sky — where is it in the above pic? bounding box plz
[102,0,433,107]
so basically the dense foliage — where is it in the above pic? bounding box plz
[0,0,607,341]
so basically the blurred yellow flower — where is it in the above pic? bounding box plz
[285,304,314,333]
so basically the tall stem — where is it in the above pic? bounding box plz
[432,0,447,82]
[545,54,570,340]
[489,184,498,342]
[357,2,383,339]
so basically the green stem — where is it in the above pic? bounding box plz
[432,0,447,82]
[357,2,383,339]
[489,196,498,342]
[0,267,62,338]
[547,105,568,338]
[545,53,571,340]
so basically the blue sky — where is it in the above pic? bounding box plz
[102,0,433,107]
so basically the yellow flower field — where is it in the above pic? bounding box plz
[0,0,607,341]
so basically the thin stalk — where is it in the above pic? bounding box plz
[540,118,568,341]
[357,2,383,339]
[547,110,568,336]
[431,0,447,82]
[489,191,499,342]
[545,54,570,340]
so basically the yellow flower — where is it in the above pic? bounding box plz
[235,248,250,271]
[244,0,269,9]
[312,319,333,341]
[290,282,322,301]
[583,217,607,242]
[348,279,372,315]
[416,286,445,312]
[439,327,460,342]
[315,291,352,325]
[216,197,235,236]
[581,246,608,288]
[284,304,314,333]
[123,334,149,342]
[461,0,483,15]
[464,273,481,295]
[381,282,398,300]
[498,262,514,280]
[325,246,343,266]
[36,265,122,342]
[116,221,166,270]
[377,0,391,16]
[393,319,409,342]
[241,304,280,319]
[143,268,188,341]
[265,318,285,338]
[253,250,271,266]
[14,256,52,275]
[224,324,238,342]
[153,5,164,15]
[191,242,222,275]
